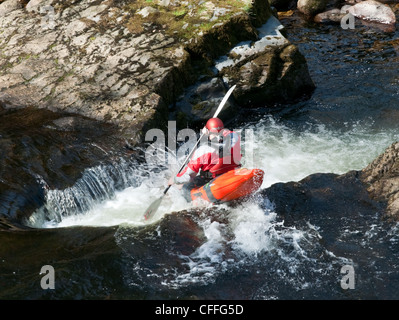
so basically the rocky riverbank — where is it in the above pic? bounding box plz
[0,0,398,227]
[0,0,315,144]
[263,141,399,229]
[0,2,398,300]
[361,142,399,221]
[0,0,317,223]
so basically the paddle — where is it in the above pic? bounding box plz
[143,84,237,221]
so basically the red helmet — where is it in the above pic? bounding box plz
[205,118,224,133]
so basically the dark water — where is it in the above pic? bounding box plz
[1,11,399,302]
[278,14,399,131]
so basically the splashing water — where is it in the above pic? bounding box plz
[241,116,399,188]
[26,155,194,228]
[24,113,399,296]
[8,9,399,299]
[27,114,398,229]
[18,110,397,300]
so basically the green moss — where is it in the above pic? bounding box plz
[172,9,186,17]
[122,0,263,42]
[0,61,14,74]
[17,53,39,63]
[125,15,145,34]
[56,71,74,84]
[192,103,205,111]
[43,87,56,102]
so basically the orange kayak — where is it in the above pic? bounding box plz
[190,168,264,204]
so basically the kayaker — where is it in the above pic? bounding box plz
[168,117,242,202]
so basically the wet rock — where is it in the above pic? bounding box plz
[0,107,122,224]
[297,0,327,16]
[115,210,207,285]
[0,225,123,299]
[263,141,399,232]
[126,211,207,257]
[0,209,207,299]
[0,0,314,144]
[173,77,238,128]
[262,170,386,253]
[361,142,399,220]
[347,0,396,25]
[264,171,376,224]
[314,8,346,23]
[215,16,315,107]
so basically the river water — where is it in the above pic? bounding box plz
[1,12,399,300]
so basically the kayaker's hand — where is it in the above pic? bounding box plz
[168,176,175,186]
[202,127,209,136]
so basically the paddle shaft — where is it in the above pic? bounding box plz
[163,185,171,195]
[171,84,236,183]
[143,84,236,219]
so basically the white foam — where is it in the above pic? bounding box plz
[241,116,399,188]
[168,218,228,287]
[28,154,194,228]
[30,114,399,234]
[228,202,276,255]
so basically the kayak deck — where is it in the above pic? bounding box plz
[190,168,264,204]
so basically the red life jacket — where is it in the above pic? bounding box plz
[177,129,242,179]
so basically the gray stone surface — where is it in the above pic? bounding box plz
[0,0,314,143]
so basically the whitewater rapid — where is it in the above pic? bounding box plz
[23,114,399,292]
[27,115,398,229]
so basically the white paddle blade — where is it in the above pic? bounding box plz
[213,84,236,119]
[143,196,164,221]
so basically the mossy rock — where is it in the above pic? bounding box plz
[297,0,327,16]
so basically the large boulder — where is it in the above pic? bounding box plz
[172,77,239,128]
[297,0,328,16]
[263,171,383,230]
[0,106,124,224]
[215,16,315,107]
[347,0,396,25]
[361,142,399,220]
[263,141,399,227]
[0,0,195,144]
[314,8,347,24]
[0,0,315,139]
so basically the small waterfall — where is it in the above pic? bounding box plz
[26,157,154,228]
